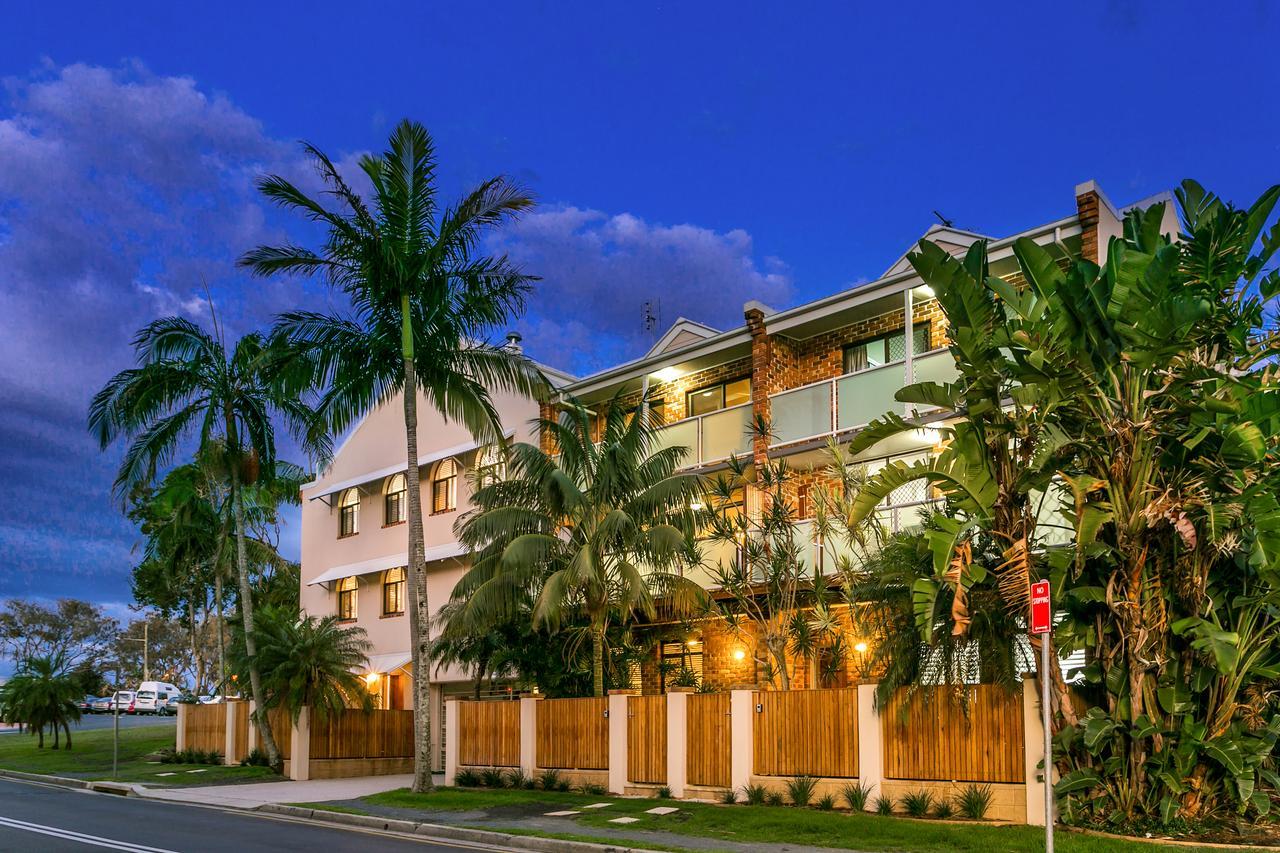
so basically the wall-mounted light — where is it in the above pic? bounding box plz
[364,671,380,687]
[733,649,746,662]
[854,641,868,654]
[917,284,936,298]
[652,366,682,383]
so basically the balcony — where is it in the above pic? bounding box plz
[768,348,958,448]
[652,403,753,468]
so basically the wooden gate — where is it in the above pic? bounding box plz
[458,701,520,767]
[686,693,730,788]
[626,695,666,783]
[310,708,415,760]
[882,685,1024,783]
[536,697,608,770]
[185,702,225,753]
[753,687,859,777]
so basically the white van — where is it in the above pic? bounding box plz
[133,682,181,715]
[109,691,136,714]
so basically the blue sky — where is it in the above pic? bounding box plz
[0,1,1277,613]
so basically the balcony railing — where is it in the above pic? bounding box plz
[768,348,958,448]
[652,402,753,469]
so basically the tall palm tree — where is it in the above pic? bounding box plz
[89,317,327,769]
[451,397,708,696]
[239,119,547,791]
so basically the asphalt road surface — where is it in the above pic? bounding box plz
[0,778,505,852]
[0,715,176,735]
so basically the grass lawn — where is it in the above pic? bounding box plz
[359,788,1227,853]
[0,725,278,786]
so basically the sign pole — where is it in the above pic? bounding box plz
[1030,578,1054,853]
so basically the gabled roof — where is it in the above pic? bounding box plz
[645,317,721,357]
[881,224,993,277]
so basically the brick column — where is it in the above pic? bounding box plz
[728,690,753,794]
[444,699,459,785]
[665,689,690,798]
[1075,184,1101,264]
[744,305,771,469]
[290,706,310,781]
[857,683,883,810]
[607,691,630,794]
[1023,679,1049,826]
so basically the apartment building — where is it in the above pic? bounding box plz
[298,179,1178,713]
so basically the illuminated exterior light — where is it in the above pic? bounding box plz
[364,671,380,687]
[733,648,746,662]
[854,641,868,654]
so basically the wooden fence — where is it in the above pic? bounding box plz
[310,708,414,760]
[627,695,666,784]
[231,700,249,759]
[266,706,292,760]
[184,702,226,753]
[536,697,608,770]
[753,687,859,778]
[882,685,1024,783]
[457,701,520,767]
[686,693,730,788]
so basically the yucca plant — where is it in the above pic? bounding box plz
[481,768,507,788]
[873,795,895,816]
[454,768,482,787]
[957,784,993,820]
[719,788,738,804]
[815,793,836,811]
[932,797,955,819]
[538,769,562,790]
[766,790,785,807]
[785,775,818,807]
[900,790,934,817]
[840,780,874,811]
[505,768,531,789]
[743,783,768,806]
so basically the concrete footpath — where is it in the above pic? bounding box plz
[141,773,422,809]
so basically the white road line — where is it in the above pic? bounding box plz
[0,815,179,852]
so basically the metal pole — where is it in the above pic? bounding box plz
[112,690,120,780]
[1042,634,1054,852]
[143,621,149,682]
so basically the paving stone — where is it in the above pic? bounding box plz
[608,816,640,824]
[543,810,580,817]
[645,806,679,815]
[582,803,613,809]
[155,772,176,777]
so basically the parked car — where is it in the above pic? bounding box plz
[89,696,113,714]
[109,691,137,714]
[134,685,180,716]
[78,696,97,714]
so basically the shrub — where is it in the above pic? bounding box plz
[840,781,873,811]
[581,783,607,796]
[481,767,507,788]
[719,788,738,805]
[785,775,817,807]
[537,769,562,790]
[957,784,993,820]
[766,790,785,807]
[240,747,270,767]
[874,794,894,815]
[505,768,532,790]
[900,789,934,818]
[743,783,767,806]
[655,786,673,799]
[455,768,482,787]
[556,779,571,792]
[932,798,955,819]
[815,793,836,811]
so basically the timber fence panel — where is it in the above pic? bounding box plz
[536,697,608,770]
[310,709,415,760]
[184,702,226,753]
[686,693,731,788]
[263,707,292,760]
[752,688,859,778]
[458,701,520,767]
[881,685,1025,783]
[626,695,666,784]
[231,701,249,760]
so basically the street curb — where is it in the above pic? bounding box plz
[257,803,669,852]
[0,768,148,798]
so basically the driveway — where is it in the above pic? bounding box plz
[143,773,435,809]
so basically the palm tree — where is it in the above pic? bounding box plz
[232,607,372,723]
[240,119,546,790]
[0,655,82,749]
[89,317,327,769]
[451,397,708,696]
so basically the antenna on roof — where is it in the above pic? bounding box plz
[932,210,954,228]
[642,300,660,341]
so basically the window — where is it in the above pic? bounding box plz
[384,473,407,526]
[842,325,930,373]
[796,484,812,519]
[338,488,360,537]
[686,377,751,417]
[627,399,667,426]
[383,567,406,616]
[337,576,358,621]
[475,445,505,486]
[660,639,704,692]
[432,458,458,514]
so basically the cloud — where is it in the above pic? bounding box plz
[490,206,792,374]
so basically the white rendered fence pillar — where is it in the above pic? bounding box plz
[290,706,310,781]
[665,689,689,798]
[607,692,630,794]
[223,702,238,766]
[729,690,753,794]
[857,683,883,810]
[175,703,187,751]
[1023,679,1049,826]
[519,696,540,777]
[443,699,459,785]
[246,700,258,753]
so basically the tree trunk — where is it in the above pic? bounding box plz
[401,298,435,793]
[229,460,282,770]
[52,723,60,750]
[37,726,43,748]
[188,597,201,695]
[214,565,226,691]
[474,652,490,701]
[63,721,72,751]
[591,624,605,698]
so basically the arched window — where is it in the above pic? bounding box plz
[383,567,406,616]
[337,576,358,621]
[432,458,458,514]
[384,473,407,526]
[475,445,505,485]
[338,488,360,537]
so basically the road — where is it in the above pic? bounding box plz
[0,778,504,852]
[0,715,175,734]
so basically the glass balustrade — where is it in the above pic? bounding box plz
[836,362,906,431]
[653,417,699,467]
[700,404,753,462]
[912,348,960,387]
[769,383,833,446]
